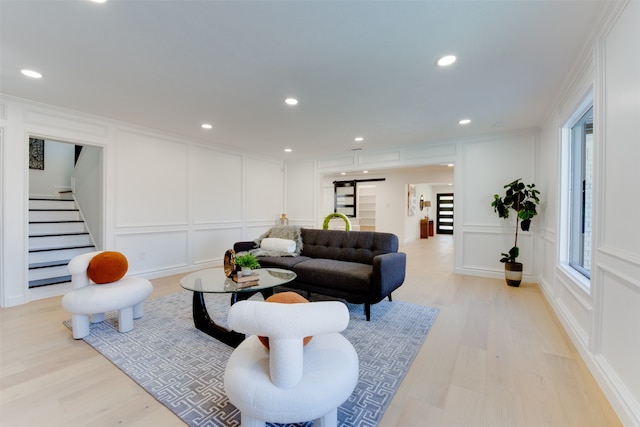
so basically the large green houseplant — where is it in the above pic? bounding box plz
[491,178,540,286]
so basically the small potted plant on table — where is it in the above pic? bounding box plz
[491,178,540,287]
[235,253,261,276]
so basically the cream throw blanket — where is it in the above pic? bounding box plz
[248,225,303,257]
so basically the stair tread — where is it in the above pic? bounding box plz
[29,276,72,288]
[29,260,71,269]
[29,232,89,238]
[30,244,95,253]
[28,197,90,288]
[29,208,79,211]
[29,220,84,224]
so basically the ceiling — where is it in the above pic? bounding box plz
[0,0,609,161]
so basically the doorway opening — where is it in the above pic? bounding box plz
[27,137,104,289]
[436,193,454,234]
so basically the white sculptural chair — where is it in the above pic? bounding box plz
[62,251,153,339]
[224,299,359,427]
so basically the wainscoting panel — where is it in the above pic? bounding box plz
[556,274,592,347]
[243,224,278,241]
[460,228,533,275]
[284,160,315,222]
[599,267,640,403]
[541,235,557,294]
[115,230,189,275]
[194,227,244,265]
[115,129,189,227]
[190,146,242,224]
[244,157,284,222]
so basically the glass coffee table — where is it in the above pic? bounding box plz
[179,267,296,347]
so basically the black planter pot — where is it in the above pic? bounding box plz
[504,262,523,287]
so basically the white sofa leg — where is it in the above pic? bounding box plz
[71,314,90,339]
[314,408,337,427]
[90,312,105,323]
[240,415,265,427]
[118,306,134,333]
[132,301,144,319]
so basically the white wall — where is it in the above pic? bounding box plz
[457,133,537,279]
[536,2,640,425]
[73,144,103,249]
[284,160,315,227]
[0,97,286,306]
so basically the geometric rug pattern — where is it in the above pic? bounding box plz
[66,291,439,426]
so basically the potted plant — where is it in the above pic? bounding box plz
[491,178,540,287]
[234,253,261,276]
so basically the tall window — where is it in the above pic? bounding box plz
[569,106,593,279]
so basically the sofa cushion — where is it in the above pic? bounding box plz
[293,259,372,294]
[300,228,398,264]
[256,255,312,270]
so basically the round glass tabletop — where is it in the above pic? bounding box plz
[179,267,296,294]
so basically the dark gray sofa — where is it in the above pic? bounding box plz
[234,228,406,320]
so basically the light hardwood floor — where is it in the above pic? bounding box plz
[0,236,621,426]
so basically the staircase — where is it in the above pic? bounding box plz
[28,197,96,288]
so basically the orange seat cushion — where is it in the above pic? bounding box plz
[87,251,129,284]
[258,291,313,349]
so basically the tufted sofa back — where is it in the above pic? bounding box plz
[300,228,399,265]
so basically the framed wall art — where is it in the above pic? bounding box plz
[29,138,45,170]
[407,184,417,216]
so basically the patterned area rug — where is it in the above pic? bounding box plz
[66,291,439,426]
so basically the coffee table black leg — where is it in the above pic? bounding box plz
[192,291,245,348]
[230,288,275,305]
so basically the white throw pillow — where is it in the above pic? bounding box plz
[260,237,296,253]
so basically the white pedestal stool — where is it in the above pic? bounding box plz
[62,251,153,339]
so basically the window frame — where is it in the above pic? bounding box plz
[568,106,593,279]
[559,93,594,290]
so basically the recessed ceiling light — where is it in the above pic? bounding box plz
[447,164,454,167]
[436,55,457,67]
[363,170,369,174]
[354,137,364,142]
[89,0,107,3]
[21,69,43,79]
[285,98,298,106]
[458,119,471,125]
[340,172,346,175]
[201,123,213,129]
[284,148,292,153]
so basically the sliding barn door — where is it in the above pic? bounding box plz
[436,193,454,234]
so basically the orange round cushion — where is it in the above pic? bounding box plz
[258,292,313,349]
[87,251,129,284]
